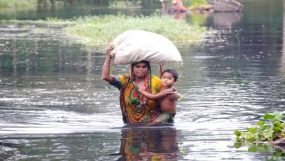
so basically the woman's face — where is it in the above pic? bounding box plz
[133,62,149,79]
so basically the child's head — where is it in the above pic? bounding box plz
[162,69,178,81]
[161,69,178,87]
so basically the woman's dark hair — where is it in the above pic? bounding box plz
[131,61,151,70]
[162,69,178,82]
[130,60,151,80]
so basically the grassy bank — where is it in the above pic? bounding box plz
[1,14,210,50]
[0,0,37,9]
[63,15,208,48]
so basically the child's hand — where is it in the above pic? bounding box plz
[137,87,145,93]
[162,88,176,95]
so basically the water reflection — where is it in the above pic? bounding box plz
[211,12,241,29]
[0,133,121,161]
[0,0,160,20]
[280,1,285,80]
[0,127,179,161]
[235,142,285,160]
[119,126,180,161]
[0,38,98,77]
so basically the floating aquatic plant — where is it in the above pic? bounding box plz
[235,112,285,144]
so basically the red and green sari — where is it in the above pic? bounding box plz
[110,70,162,124]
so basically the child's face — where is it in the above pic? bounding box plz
[161,72,175,87]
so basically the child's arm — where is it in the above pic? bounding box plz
[138,88,175,100]
[168,93,180,100]
[169,92,183,101]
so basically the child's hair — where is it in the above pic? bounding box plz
[161,69,178,82]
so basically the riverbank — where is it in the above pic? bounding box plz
[0,0,37,9]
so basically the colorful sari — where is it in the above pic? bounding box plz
[110,66,162,124]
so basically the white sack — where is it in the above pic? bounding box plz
[110,30,182,65]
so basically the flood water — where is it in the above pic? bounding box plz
[0,0,285,160]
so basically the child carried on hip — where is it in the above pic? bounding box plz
[138,67,180,125]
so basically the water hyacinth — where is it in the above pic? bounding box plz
[235,112,285,144]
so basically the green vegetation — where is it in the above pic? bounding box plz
[186,13,207,26]
[64,15,208,48]
[1,14,209,50]
[0,0,37,9]
[109,0,141,9]
[235,143,285,160]
[184,0,207,6]
[235,112,285,144]
[0,15,211,48]
[183,0,208,10]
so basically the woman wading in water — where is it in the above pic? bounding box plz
[102,45,174,124]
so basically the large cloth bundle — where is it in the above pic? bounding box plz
[110,30,182,65]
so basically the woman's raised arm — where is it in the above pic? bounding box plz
[102,44,114,82]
